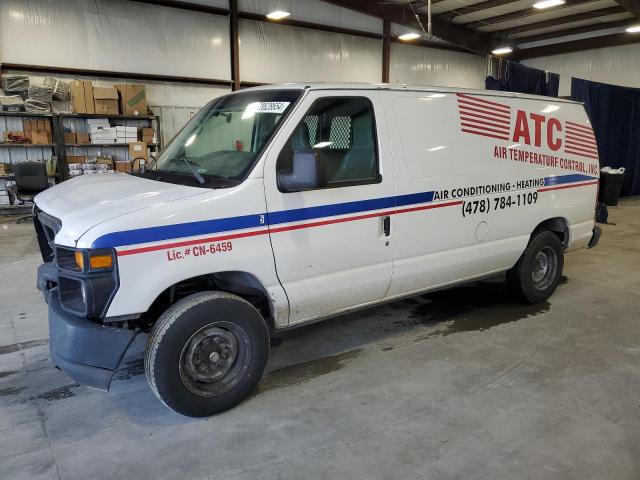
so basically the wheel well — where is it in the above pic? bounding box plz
[532,217,569,247]
[137,272,274,331]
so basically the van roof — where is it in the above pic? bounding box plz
[240,82,580,104]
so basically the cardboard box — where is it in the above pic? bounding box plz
[70,80,86,113]
[93,87,119,115]
[142,135,154,144]
[66,155,86,164]
[115,84,147,115]
[84,81,95,114]
[140,127,154,138]
[23,119,33,132]
[64,132,77,144]
[31,131,50,145]
[0,163,11,175]
[70,80,95,113]
[96,156,114,166]
[115,160,132,173]
[44,121,51,133]
[76,132,90,144]
[128,141,148,160]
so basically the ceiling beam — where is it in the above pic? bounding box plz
[615,0,640,18]
[516,31,640,58]
[514,18,638,44]
[463,0,597,30]
[492,6,626,34]
[323,0,494,54]
[439,0,534,22]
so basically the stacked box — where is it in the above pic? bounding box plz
[115,126,137,144]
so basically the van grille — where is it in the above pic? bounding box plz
[33,207,61,263]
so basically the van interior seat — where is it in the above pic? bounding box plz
[330,113,375,183]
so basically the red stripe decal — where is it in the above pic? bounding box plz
[538,180,598,192]
[564,149,599,160]
[565,135,597,148]
[460,115,510,130]
[458,100,512,118]
[117,201,462,256]
[461,128,510,141]
[461,122,510,135]
[564,143,599,156]
[566,121,594,133]
[565,129,596,142]
[457,93,511,111]
[457,109,511,125]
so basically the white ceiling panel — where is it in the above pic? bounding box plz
[477,0,619,32]
[510,12,635,38]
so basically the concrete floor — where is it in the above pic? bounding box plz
[1,198,639,480]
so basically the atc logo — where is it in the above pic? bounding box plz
[457,94,599,161]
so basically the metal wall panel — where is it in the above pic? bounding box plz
[522,44,640,97]
[239,0,383,34]
[239,19,382,83]
[389,43,486,89]
[0,0,231,80]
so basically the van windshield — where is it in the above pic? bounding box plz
[147,89,302,187]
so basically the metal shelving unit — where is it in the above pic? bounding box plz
[57,113,161,179]
[0,112,61,211]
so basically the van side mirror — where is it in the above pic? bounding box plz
[278,151,326,192]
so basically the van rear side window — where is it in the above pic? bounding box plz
[277,97,381,190]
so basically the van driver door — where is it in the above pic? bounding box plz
[262,91,395,325]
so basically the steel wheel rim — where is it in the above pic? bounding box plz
[179,321,251,397]
[531,246,557,291]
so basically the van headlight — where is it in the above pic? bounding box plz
[55,247,119,318]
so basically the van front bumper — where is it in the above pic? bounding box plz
[38,263,137,391]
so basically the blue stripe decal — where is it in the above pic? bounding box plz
[93,191,434,249]
[92,173,594,249]
[543,174,594,186]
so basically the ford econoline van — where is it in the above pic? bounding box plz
[35,83,601,417]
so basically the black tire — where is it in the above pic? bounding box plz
[507,231,564,304]
[145,291,269,417]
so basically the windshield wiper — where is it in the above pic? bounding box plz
[167,156,205,185]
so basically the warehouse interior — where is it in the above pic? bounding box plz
[1,1,639,479]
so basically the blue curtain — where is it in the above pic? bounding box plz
[486,62,559,97]
[572,78,640,197]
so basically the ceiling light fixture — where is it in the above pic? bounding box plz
[398,32,421,41]
[266,10,290,20]
[492,46,513,55]
[533,0,565,9]
[626,25,640,33]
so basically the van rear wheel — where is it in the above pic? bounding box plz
[507,231,564,304]
[145,291,269,417]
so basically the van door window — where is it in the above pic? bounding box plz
[277,97,381,190]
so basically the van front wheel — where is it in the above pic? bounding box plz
[507,231,564,304]
[145,291,269,417]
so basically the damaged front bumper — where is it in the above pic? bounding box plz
[38,263,137,391]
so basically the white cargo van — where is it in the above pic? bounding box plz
[35,83,601,417]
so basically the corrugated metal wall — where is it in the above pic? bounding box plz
[522,44,640,97]
[0,0,488,139]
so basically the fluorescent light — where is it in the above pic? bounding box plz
[266,10,290,20]
[542,105,560,113]
[313,141,333,149]
[626,25,640,33]
[184,133,197,147]
[533,0,565,9]
[492,46,513,55]
[398,32,421,41]
[428,146,446,152]
[242,102,260,119]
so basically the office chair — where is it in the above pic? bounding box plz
[14,161,49,223]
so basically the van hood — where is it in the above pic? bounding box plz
[35,173,207,246]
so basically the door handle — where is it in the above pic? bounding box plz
[383,216,391,237]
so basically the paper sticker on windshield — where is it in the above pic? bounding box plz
[255,102,290,113]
